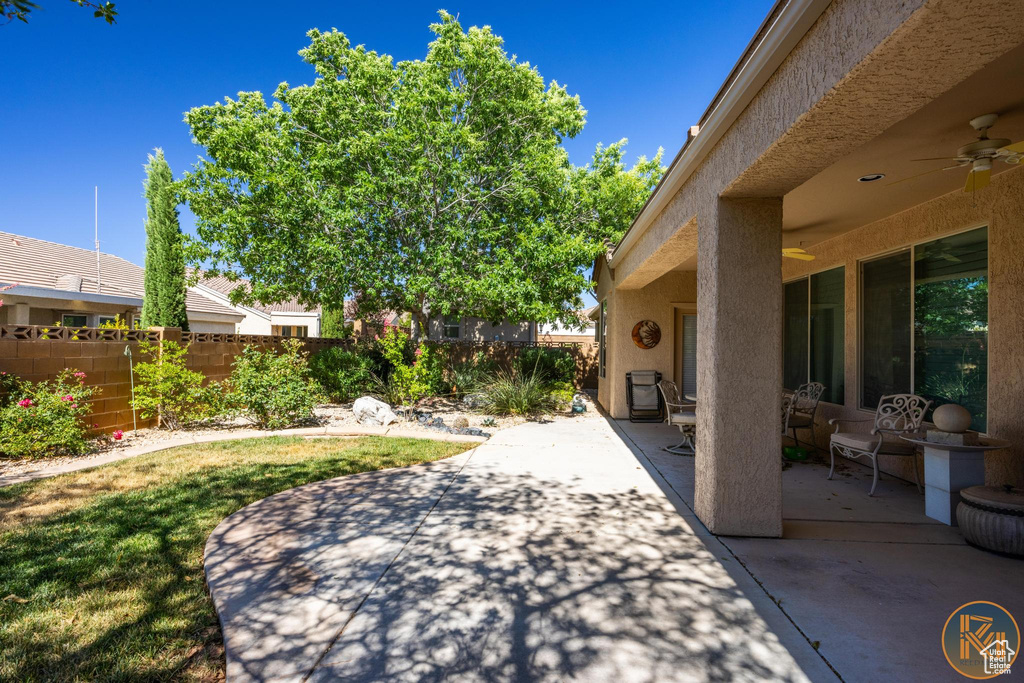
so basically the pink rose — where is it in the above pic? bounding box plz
[414,347,423,357]
[113,430,123,440]
[17,398,32,408]
[74,372,87,380]
[61,394,73,401]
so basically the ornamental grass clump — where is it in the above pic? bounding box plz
[480,367,555,416]
[0,369,97,458]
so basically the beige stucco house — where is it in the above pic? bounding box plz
[593,0,1024,537]
[427,316,535,343]
[194,275,322,338]
[0,231,243,332]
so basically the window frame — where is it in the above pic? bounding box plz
[61,313,88,328]
[856,223,990,423]
[442,315,460,340]
[782,265,845,405]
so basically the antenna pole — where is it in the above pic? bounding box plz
[95,186,101,293]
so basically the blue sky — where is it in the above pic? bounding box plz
[0,0,774,289]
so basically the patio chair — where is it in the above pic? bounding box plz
[828,393,932,496]
[785,382,825,451]
[781,392,795,436]
[625,371,664,423]
[657,380,696,454]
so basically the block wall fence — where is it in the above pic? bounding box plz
[0,325,598,435]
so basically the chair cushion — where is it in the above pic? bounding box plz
[788,413,813,428]
[668,410,697,426]
[830,432,915,455]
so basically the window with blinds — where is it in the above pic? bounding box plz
[681,314,697,398]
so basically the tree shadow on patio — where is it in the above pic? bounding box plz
[207,453,820,682]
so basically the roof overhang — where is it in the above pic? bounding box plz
[0,283,143,307]
[191,284,271,320]
[608,0,831,267]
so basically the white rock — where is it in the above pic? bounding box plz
[352,396,398,426]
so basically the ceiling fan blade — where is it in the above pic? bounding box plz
[781,248,807,254]
[964,169,991,193]
[1001,140,1024,154]
[910,157,963,162]
[783,252,816,261]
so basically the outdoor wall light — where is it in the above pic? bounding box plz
[857,173,886,182]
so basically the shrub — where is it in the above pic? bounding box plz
[446,352,497,398]
[309,346,374,402]
[515,347,576,386]
[132,341,212,430]
[229,339,321,428]
[373,326,439,405]
[0,370,22,409]
[0,369,98,458]
[480,367,554,416]
[547,380,576,410]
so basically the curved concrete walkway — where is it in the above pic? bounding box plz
[205,415,835,682]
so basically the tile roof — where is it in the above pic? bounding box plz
[0,231,241,318]
[198,274,321,314]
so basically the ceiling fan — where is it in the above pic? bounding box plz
[782,248,814,261]
[904,114,1024,192]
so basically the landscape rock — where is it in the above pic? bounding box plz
[453,416,469,429]
[462,393,487,409]
[352,396,399,426]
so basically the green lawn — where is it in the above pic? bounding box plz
[0,436,473,682]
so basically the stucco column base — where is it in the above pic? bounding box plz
[695,197,783,537]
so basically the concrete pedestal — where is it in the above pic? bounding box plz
[902,436,1012,526]
[922,446,986,525]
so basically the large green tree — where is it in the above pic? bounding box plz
[141,150,189,331]
[2,0,116,24]
[181,13,662,337]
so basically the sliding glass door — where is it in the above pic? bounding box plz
[783,266,845,404]
[859,227,988,431]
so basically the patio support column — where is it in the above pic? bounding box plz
[8,303,30,325]
[695,197,783,537]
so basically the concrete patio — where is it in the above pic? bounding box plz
[616,419,1024,682]
[204,414,1022,682]
[206,416,835,682]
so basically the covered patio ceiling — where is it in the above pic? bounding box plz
[669,40,1024,273]
[783,40,1024,249]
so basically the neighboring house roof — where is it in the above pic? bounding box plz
[199,274,321,315]
[0,231,241,319]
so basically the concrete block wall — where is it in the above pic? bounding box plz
[1,327,597,438]
[0,326,352,436]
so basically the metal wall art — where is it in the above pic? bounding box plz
[631,320,661,349]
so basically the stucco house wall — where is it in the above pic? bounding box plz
[427,317,533,342]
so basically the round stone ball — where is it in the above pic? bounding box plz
[933,403,972,433]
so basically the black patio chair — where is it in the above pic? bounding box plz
[626,370,663,423]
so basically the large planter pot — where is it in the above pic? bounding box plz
[956,485,1024,557]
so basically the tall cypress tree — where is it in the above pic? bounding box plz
[141,149,189,330]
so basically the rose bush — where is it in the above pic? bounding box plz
[0,369,99,458]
